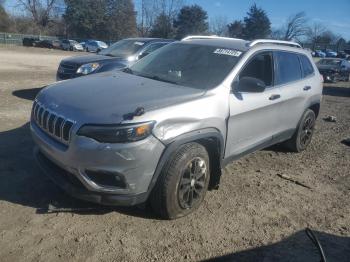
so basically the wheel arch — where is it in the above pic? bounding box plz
[147,128,225,196]
[308,102,320,119]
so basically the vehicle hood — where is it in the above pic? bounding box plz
[317,64,340,71]
[36,71,205,125]
[61,54,125,65]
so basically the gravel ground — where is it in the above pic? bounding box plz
[0,46,349,262]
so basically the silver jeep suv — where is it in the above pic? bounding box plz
[31,36,323,219]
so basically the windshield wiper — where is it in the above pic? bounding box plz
[123,67,134,74]
[139,74,179,85]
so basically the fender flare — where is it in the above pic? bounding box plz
[146,128,225,195]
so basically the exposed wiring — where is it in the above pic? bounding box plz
[305,228,327,262]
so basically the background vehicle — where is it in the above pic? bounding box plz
[313,50,326,58]
[324,49,337,57]
[35,39,61,49]
[337,51,350,59]
[56,38,173,80]
[61,39,84,51]
[33,37,322,219]
[317,58,350,82]
[85,40,108,52]
[22,37,40,47]
[79,41,86,50]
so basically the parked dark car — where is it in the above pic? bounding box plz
[337,51,350,59]
[57,38,174,80]
[343,49,350,55]
[22,37,40,47]
[35,39,61,49]
[317,58,350,82]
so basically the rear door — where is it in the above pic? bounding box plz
[274,51,310,135]
[225,51,283,158]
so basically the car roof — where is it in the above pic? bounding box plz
[181,38,250,51]
[123,38,174,43]
[319,58,342,60]
[179,38,311,56]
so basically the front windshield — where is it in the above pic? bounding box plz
[99,39,146,57]
[128,42,242,89]
[318,59,341,65]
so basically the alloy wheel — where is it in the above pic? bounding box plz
[178,157,207,209]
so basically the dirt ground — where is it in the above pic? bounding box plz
[0,46,349,262]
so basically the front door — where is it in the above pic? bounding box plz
[225,51,283,158]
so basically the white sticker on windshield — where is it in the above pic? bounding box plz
[214,48,242,57]
[134,41,145,46]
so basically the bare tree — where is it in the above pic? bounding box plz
[282,12,309,40]
[16,0,61,27]
[209,15,228,36]
[139,0,182,36]
[308,22,326,44]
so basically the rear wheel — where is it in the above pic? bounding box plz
[150,142,210,219]
[284,109,316,152]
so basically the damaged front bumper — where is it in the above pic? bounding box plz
[31,121,165,206]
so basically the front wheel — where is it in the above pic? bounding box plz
[284,109,316,152]
[150,142,210,219]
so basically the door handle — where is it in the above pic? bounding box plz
[269,94,281,100]
[303,86,311,91]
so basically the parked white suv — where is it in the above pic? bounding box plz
[31,36,323,219]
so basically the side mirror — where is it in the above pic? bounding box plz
[234,77,266,93]
[139,52,150,59]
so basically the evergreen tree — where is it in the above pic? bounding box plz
[150,12,174,38]
[64,0,136,40]
[227,20,244,38]
[242,4,271,40]
[174,4,208,39]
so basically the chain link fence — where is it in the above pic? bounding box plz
[0,32,117,46]
[1,31,349,52]
[0,32,59,45]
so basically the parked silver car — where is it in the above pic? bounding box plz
[61,39,84,51]
[85,40,108,52]
[31,36,323,219]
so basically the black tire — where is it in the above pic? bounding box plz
[284,109,316,152]
[150,142,210,219]
[70,46,73,51]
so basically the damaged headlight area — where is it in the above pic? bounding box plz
[76,63,100,75]
[77,121,155,143]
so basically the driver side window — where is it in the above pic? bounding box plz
[239,52,273,88]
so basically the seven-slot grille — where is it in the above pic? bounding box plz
[32,101,74,144]
[57,62,79,79]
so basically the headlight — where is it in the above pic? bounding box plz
[127,55,137,62]
[77,121,155,143]
[76,63,100,75]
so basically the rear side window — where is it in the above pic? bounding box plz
[142,43,167,54]
[275,51,302,85]
[300,55,314,77]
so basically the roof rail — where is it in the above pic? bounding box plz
[182,35,244,41]
[249,39,302,48]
